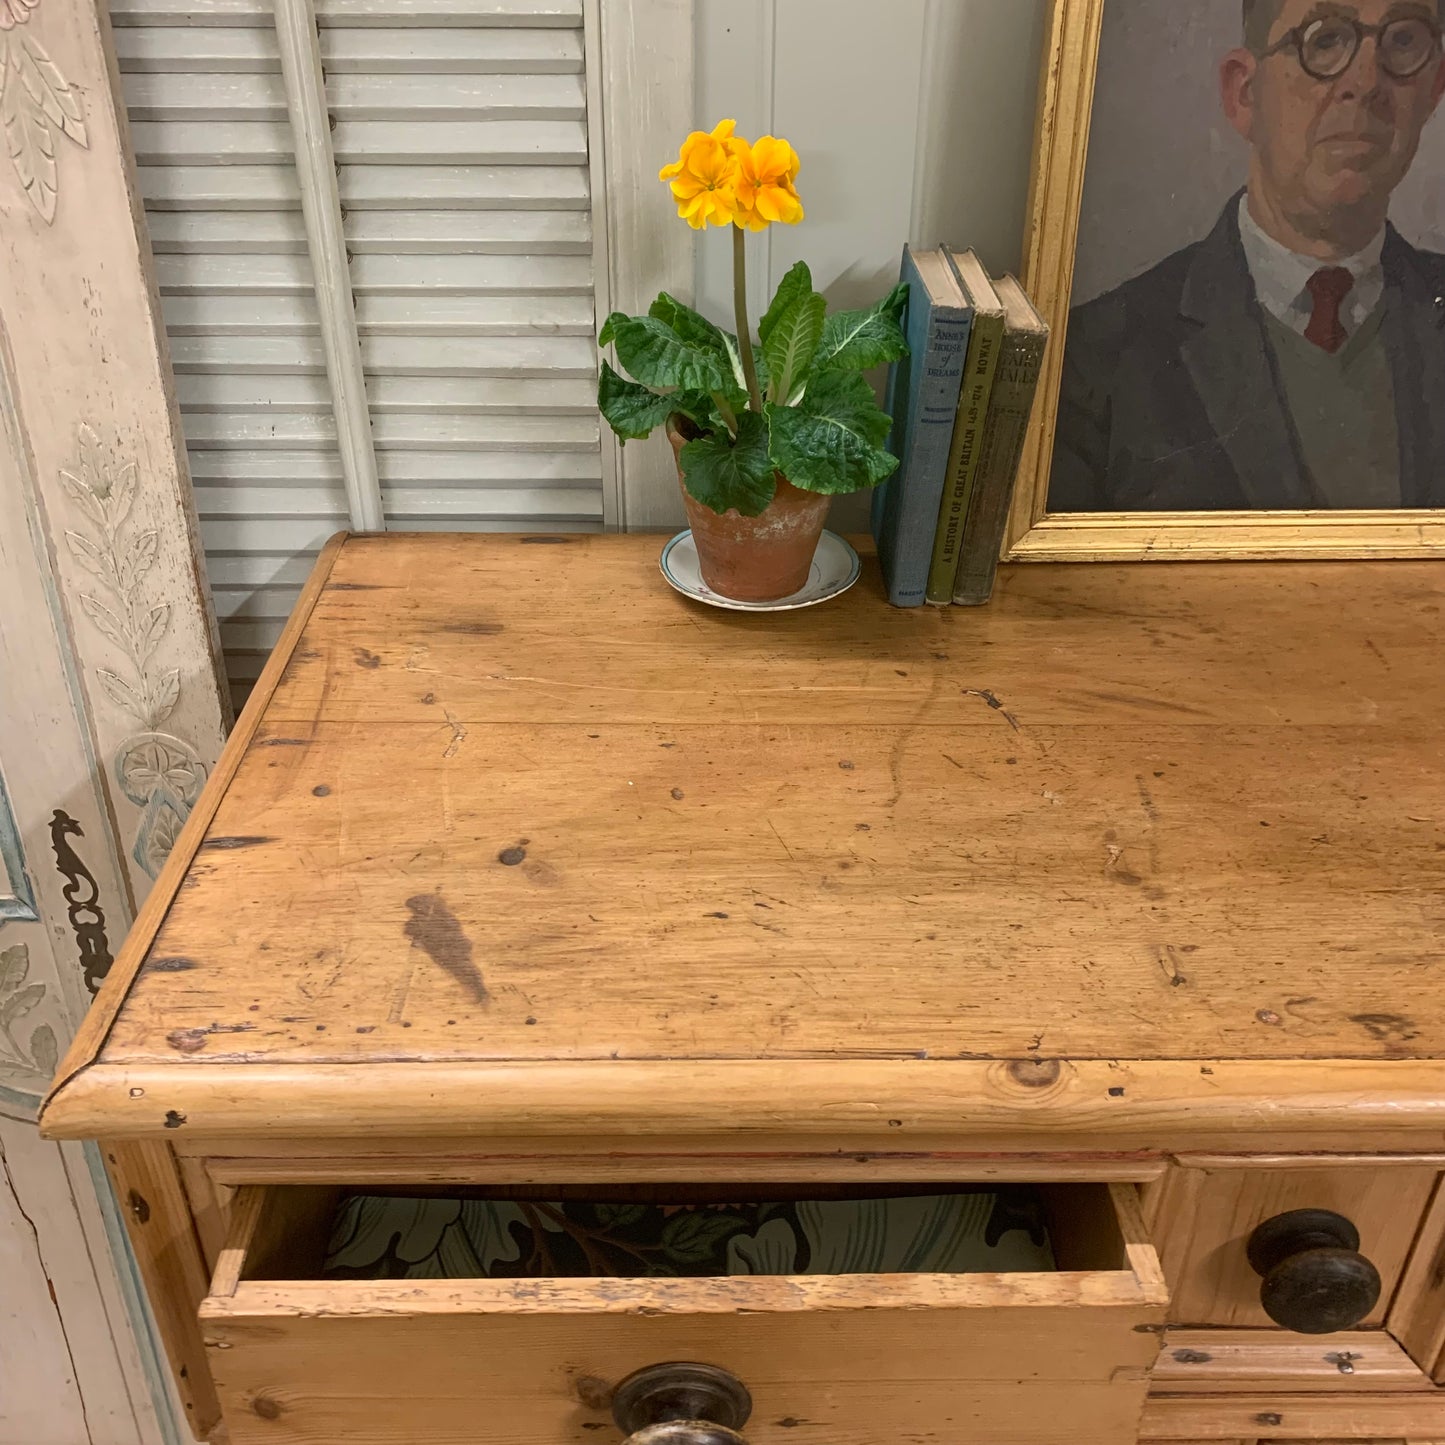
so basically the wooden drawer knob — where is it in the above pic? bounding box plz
[1246,1208,1382,1335]
[612,1363,753,1445]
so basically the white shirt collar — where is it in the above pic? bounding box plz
[1237,194,1386,339]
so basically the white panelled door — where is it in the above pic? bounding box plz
[0,1,227,1441]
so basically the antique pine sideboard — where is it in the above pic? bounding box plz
[39,533,1445,1445]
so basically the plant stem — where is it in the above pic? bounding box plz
[732,224,764,415]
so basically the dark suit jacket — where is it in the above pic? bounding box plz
[1051,195,1445,511]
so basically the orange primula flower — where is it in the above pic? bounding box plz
[659,119,743,230]
[731,135,804,232]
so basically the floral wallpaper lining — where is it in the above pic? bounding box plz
[323,1191,1057,1280]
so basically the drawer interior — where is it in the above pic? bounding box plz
[217,1180,1150,1287]
[203,1183,1166,1445]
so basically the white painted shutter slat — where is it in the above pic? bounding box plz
[320,27,582,72]
[338,163,587,208]
[326,72,585,119]
[331,119,586,164]
[146,211,310,253]
[111,0,582,25]
[177,373,596,414]
[136,164,301,209]
[161,293,595,335]
[344,209,589,253]
[156,251,592,294]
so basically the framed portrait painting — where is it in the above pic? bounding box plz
[1007,0,1445,560]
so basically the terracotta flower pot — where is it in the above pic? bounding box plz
[667,418,829,603]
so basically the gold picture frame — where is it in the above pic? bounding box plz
[1005,0,1445,562]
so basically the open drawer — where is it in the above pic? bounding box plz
[200,1182,1168,1445]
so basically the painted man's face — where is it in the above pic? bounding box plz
[1232,0,1445,223]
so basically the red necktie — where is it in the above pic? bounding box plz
[1304,267,1354,354]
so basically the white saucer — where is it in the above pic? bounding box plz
[659,530,861,612]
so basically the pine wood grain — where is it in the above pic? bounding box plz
[1146,1167,1439,1328]
[1386,1177,1445,1383]
[38,536,1445,1146]
[1153,1331,1432,1393]
[1140,1395,1445,1439]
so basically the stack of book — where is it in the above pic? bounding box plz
[872,244,1050,608]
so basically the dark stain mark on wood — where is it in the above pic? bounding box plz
[838,759,856,770]
[963,688,1022,732]
[1008,1057,1061,1088]
[942,754,966,769]
[404,893,488,1003]
[326,582,383,591]
[1255,1413,1283,1427]
[257,737,310,747]
[671,787,685,800]
[147,955,198,972]
[163,1110,187,1129]
[201,835,273,851]
[498,846,527,866]
[580,1425,608,1432]
[1108,1086,1126,1097]
[127,1190,150,1225]
[1084,690,1208,717]
[356,1025,376,1034]
[573,1375,613,1410]
[167,1022,256,1052]
[775,1419,809,1430]
[353,648,382,668]
[1351,1013,1420,1044]
[521,535,573,545]
[252,1396,283,1420]
[312,784,331,797]
[442,621,505,635]
[1172,1348,1212,1364]
[421,692,436,705]
[525,1015,538,1025]
[1156,945,1187,988]
[707,911,729,919]
[1135,775,1161,823]
[1256,1009,1284,1026]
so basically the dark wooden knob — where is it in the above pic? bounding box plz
[1246,1208,1382,1335]
[612,1363,752,1445]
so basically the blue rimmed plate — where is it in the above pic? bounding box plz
[659,530,860,612]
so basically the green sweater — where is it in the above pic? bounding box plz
[1261,303,1400,509]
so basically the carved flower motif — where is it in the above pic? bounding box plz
[0,0,40,30]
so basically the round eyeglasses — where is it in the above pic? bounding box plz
[1261,13,1443,81]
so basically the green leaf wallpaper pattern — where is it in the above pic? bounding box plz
[324,1191,1056,1281]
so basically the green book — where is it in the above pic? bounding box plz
[953,276,1050,607]
[925,250,1006,605]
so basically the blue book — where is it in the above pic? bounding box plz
[871,246,974,608]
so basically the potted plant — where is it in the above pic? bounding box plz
[597,120,909,603]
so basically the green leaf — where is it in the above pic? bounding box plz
[762,292,827,408]
[813,282,911,374]
[766,371,900,495]
[661,1209,748,1265]
[649,293,729,357]
[759,261,814,346]
[597,361,703,443]
[679,411,776,517]
[599,314,729,393]
[592,1202,648,1229]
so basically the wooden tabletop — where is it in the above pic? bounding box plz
[41,534,1445,1150]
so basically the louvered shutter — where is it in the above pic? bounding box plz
[112,0,602,707]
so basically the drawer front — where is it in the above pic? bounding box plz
[1145,1167,1439,1330]
[200,1183,1168,1445]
